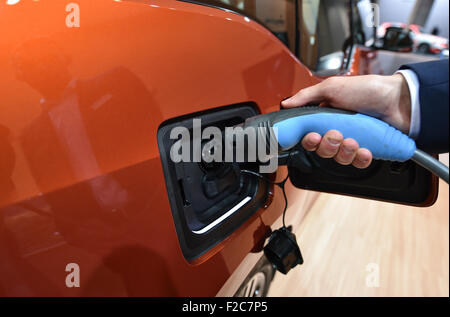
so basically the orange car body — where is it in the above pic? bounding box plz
[0,0,434,296]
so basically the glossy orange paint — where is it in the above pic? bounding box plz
[0,0,319,296]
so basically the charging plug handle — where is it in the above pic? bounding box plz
[243,106,416,162]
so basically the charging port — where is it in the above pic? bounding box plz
[157,103,269,261]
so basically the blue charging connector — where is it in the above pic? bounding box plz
[274,112,416,162]
[241,106,448,183]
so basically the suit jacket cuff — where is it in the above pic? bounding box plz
[396,69,421,139]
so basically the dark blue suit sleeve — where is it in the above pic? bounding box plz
[400,59,449,154]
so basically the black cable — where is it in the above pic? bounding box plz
[241,151,295,229]
[279,177,289,229]
[241,169,289,228]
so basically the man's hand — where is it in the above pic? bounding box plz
[281,74,411,169]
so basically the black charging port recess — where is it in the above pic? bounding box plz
[157,103,269,261]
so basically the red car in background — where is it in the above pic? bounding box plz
[377,22,449,54]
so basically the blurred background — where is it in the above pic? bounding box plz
[379,0,448,38]
[217,0,449,71]
[268,155,448,296]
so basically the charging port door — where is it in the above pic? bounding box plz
[157,103,269,261]
[286,143,438,206]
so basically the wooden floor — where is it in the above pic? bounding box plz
[268,154,449,297]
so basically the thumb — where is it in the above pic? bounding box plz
[281,83,327,108]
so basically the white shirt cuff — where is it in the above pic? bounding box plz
[396,69,421,139]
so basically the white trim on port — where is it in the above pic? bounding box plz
[192,196,252,235]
